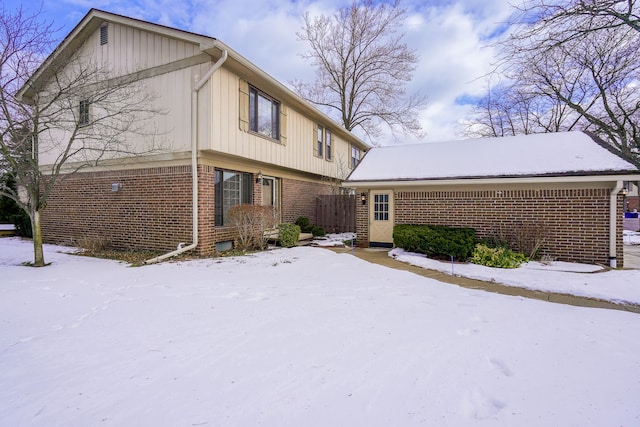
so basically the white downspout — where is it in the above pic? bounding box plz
[145,48,228,264]
[609,180,624,268]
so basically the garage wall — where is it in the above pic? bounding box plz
[391,187,623,266]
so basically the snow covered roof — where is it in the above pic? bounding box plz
[345,131,639,184]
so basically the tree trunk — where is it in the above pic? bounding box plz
[31,209,45,267]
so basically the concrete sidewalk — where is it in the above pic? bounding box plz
[328,247,640,315]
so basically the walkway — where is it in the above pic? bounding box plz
[328,247,640,315]
[624,244,640,269]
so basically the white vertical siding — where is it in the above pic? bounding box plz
[88,22,199,76]
[207,68,358,179]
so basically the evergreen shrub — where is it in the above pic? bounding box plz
[295,216,312,233]
[310,225,326,237]
[279,223,301,248]
[393,224,476,260]
[471,244,528,269]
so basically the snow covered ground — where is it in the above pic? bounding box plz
[2,237,640,426]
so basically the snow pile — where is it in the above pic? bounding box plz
[390,248,640,305]
[2,237,640,426]
[311,232,355,247]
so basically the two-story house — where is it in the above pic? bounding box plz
[20,9,368,257]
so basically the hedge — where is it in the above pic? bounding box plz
[393,224,476,260]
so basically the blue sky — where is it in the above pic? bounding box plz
[5,0,516,144]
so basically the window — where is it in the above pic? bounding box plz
[100,24,108,45]
[351,146,361,168]
[373,194,389,221]
[249,86,279,139]
[325,129,332,161]
[79,100,90,126]
[214,169,253,226]
[316,125,324,157]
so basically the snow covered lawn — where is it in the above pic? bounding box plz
[2,237,640,426]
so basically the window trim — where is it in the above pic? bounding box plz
[316,125,324,158]
[79,99,90,126]
[351,145,361,168]
[249,85,280,141]
[214,169,253,226]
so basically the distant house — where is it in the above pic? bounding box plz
[344,131,640,267]
[20,9,368,256]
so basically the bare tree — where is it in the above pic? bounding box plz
[0,7,162,266]
[468,0,640,168]
[467,79,583,138]
[295,0,426,142]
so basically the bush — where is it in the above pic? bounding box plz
[227,204,278,251]
[295,216,312,233]
[278,223,301,248]
[393,224,476,260]
[9,212,32,238]
[471,243,528,269]
[310,225,326,237]
[77,236,110,252]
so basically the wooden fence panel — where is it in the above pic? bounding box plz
[316,194,356,233]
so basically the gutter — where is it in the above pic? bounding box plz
[145,46,228,264]
[609,180,624,268]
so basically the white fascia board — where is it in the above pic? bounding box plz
[343,174,640,188]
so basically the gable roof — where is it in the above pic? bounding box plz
[18,8,369,151]
[345,131,639,184]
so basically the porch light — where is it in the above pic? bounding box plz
[622,187,628,196]
[256,171,263,183]
[360,192,367,205]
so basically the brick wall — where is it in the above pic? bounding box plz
[355,191,368,247]
[42,166,193,252]
[281,178,333,224]
[42,167,340,255]
[361,187,622,266]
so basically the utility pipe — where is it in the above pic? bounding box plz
[609,180,624,268]
[145,47,228,264]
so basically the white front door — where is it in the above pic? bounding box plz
[369,190,394,246]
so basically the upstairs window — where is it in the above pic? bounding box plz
[325,129,332,161]
[249,86,279,140]
[79,100,90,126]
[351,146,361,168]
[316,125,324,158]
[100,24,108,45]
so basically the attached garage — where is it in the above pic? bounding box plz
[344,132,640,267]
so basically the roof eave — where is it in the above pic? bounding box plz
[343,172,640,188]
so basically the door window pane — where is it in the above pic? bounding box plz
[373,194,389,221]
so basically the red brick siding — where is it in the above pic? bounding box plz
[369,188,622,266]
[197,165,216,256]
[355,190,369,247]
[281,178,333,224]
[42,166,193,252]
[42,168,338,255]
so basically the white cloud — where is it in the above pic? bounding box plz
[41,0,517,145]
